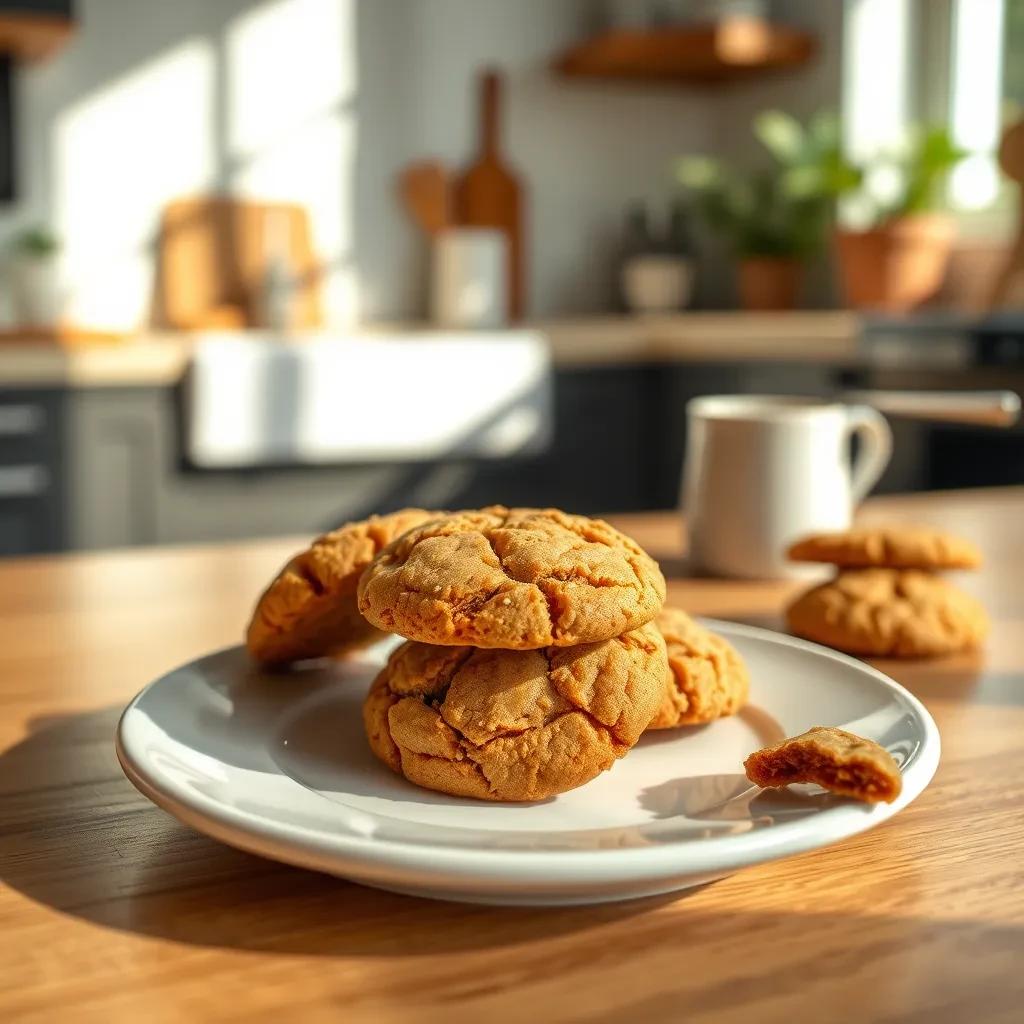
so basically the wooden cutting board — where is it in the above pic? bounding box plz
[153,196,323,331]
[453,70,525,320]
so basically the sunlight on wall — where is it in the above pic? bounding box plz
[227,0,359,326]
[841,0,911,163]
[227,0,355,159]
[949,0,1005,210]
[54,38,215,331]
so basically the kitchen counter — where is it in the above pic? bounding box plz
[0,312,863,388]
[536,310,861,365]
[0,335,192,387]
[1,486,1021,1020]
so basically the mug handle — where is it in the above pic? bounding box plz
[847,405,893,502]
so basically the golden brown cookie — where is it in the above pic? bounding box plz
[357,506,666,649]
[786,568,988,657]
[247,508,438,664]
[647,607,749,729]
[744,726,902,803]
[363,622,667,801]
[787,525,981,570]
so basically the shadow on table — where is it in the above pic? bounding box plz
[0,705,687,957]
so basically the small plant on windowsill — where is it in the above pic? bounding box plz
[677,110,850,310]
[6,226,63,328]
[11,226,60,260]
[830,126,966,312]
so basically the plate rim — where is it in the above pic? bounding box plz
[115,619,941,887]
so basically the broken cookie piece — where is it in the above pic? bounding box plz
[743,726,902,804]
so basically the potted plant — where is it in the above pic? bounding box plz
[830,126,965,312]
[7,226,63,328]
[677,111,841,310]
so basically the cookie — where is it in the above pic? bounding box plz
[247,508,438,664]
[357,506,666,649]
[787,525,981,570]
[647,607,749,729]
[744,726,902,803]
[364,622,667,801]
[786,568,988,657]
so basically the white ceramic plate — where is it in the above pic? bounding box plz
[116,620,939,906]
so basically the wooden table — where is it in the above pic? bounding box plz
[2,488,1022,1022]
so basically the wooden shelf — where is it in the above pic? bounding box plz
[0,13,73,61]
[553,20,815,85]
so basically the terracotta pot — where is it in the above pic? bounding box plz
[834,214,956,313]
[737,257,802,311]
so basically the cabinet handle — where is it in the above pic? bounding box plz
[0,465,49,498]
[0,404,45,437]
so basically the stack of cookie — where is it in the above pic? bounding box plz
[784,525,989,658]
[247,506,749,802]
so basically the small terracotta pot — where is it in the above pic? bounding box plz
[834,213,956,312]
[737,257,802,311]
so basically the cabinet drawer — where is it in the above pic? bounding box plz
[0,396,59,464]
[0,402,46,436]
[0,464,49,498]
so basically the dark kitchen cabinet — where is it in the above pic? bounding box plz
[0,390,66,554]
[1,357,1022,557]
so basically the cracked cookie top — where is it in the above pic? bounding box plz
[247,508,438,664]
[356,506,667,649]
[363,622,667,801]
[786,568,989,657]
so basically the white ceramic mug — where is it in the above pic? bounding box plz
[683,395,893,579]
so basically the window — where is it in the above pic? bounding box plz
[949,0,1005,209]
[842,0,1022,228]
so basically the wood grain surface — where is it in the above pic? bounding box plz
[1,489,1022,1022]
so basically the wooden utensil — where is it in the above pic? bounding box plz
[840,389,1021,427]
[453,69,525,320]
[984,119,1024,311]
[397,161,450,236]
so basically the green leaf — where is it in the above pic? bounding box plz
[754,110,805,163]
[808,110,841,152]
[676,156,723,190]
[11,226,60,257]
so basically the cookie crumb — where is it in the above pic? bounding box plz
[743,726,902,804]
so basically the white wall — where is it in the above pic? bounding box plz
[0,0,840,325]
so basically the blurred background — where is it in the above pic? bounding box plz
[0,0,1021,556]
